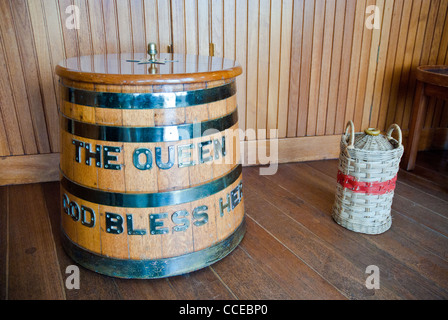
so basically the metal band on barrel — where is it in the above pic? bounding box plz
[61,109,238,143]
[61,164,242,208]
[61,218,246,279]
[62,81,236,109]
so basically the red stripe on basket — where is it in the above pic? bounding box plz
[337,171,397,195]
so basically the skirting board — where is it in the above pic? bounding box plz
[0,153,60,186]
[241,135,341,166]
[0,129,446,186]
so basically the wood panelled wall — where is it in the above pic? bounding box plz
[0,0,447,184]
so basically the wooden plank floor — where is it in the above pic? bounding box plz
[1,150,447,300]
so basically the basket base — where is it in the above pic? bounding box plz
[332,211,391,235]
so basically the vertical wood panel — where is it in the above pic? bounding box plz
[436,3,448,65]
[334,0,356,134]
[246,0,259,141]
[277,0,293,139]
[422,0,444,129]
[0,29,23,156]
[116,0,133,54]
[144,0,160,47]
[157,0,172,52]
[266,0,281,138]
[0,110,9,156]
[384,0,412,129]
[325,0,346,135]
[223,0,235,60]
[352,0,374,131]
[316,0,335,136]
[58,0,79,58]
[27,0,60,153]
[401,0,431,131]
[344,0,366,132]
[296,0,314,137]
[171,0,186,54]
[42,0,65,61]
[0,0,38,155]
[73,0,93,58]
[184,0,199,55]
[211,0,223,57]
[307,0,325,136]
[432,0,448,130]
[11,0,51,153]
[197,0,210,56]
[42,0,66,132]
[287,0,304,137]
[235,0,248,135]
[361,0,385,130]
[256,0,270,140]
[371,0,396,130]
[393,0,422,128]
[130,0,147,54]
[103,0,120,54]
[87,0,106,55]
[377,3,399,129]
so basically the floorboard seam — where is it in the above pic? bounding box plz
[245,214,349,299]
[209,266,239,300]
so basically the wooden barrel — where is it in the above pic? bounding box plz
[56,52,245,279]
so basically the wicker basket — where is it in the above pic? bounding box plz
[331,121,404,235]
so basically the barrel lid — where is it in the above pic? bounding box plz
[56,53,242,85]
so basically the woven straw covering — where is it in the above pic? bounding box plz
[331,121,404,235]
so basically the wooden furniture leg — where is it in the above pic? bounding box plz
[401,81,427,171]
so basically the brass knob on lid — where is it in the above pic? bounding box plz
[149,63,158,74]
[148,43,157,61]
